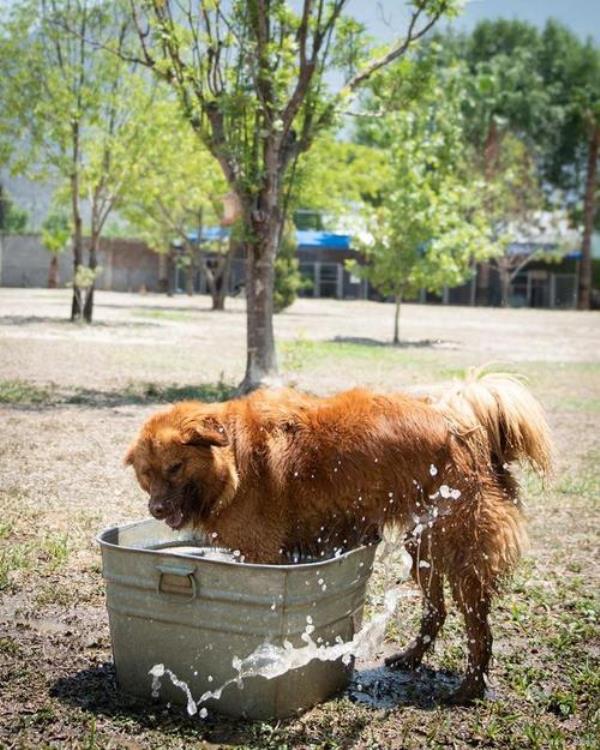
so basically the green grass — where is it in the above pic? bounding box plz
[552,396,600,413]
[40,533,70,571]
[0,378,236,407]
[280,337,471,383]
[0,542,33,591]
[0,380,53,404]
[0,531,71,592]
[131,308,195,321]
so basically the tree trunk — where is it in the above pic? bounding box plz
[82,233,99,323]
[70,123,84,322]
[578,124,599,311]
[70,211,84,320]
[185,246,195,296]
[214,246,233,310]
[238,223,279,392]
[393,292,402,345]
[48,255,60,289]
[499,265,511,307]
[483,120,500,181]
[167,251,175,296]
[207,240,234,311]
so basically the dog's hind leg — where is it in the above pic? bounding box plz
[386,536,446,671]
[446,574,492,704]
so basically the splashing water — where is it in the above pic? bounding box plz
[150,663,198,716]
[149,531,414,719]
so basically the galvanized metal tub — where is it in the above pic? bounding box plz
[97,518,377,720]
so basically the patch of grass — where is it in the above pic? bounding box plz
[35,582,78,607]
[0,636,21,655]
[554,468,600,504]
[40,533,70,571]
[280,337,451,378]
[120,380,237,403]
[553,396,600,413]
[0,533,70,592]
[132,308,194,321]
[0,543,33,591]
[0,378,237,408]
[0,380,54,405]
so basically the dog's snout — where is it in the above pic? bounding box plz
[149,497,167,518]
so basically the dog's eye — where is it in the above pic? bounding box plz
[166,462,183,476]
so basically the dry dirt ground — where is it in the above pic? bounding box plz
[0,288,599,750]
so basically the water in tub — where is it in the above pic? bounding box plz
[149,526,415,717]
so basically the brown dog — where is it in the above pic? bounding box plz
[125,374,552,703]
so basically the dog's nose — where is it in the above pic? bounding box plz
[149,498,167,518]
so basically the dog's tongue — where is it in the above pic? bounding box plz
[166,509,184,529]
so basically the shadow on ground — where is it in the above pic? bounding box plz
[100,302,240,315]
[331,336,459,349]
[0,380,237,409]
[50,661,460,745]
[0,315,158,329]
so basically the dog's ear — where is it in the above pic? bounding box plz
[123,442,137,466]
[182,416,229,448]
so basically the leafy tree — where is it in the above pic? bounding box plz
[351,61,496,343]
[41,211,71,288]
[536,22,600,309]
[127,0,460,390]
[0,185,28,233]
[433,20,599,309]
[1,0,152,321]
[292,137,391,218]
[118,94,232,307]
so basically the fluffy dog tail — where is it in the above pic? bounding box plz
[433,370,553,477]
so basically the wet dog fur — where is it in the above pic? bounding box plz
[125,374,552,703]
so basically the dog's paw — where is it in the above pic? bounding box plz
[385,648,424,671]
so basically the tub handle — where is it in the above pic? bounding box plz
[156,563,197,601]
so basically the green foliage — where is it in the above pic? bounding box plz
[292,138,391,219]
[0,188,28,232]
[119,93,226,252]
[273,224,311,313]
[536,22,600,194]
[41,212,70,255]
[350,60,497,306]
[432,19,599,225]
[1,0,164,318]
[73,265,102,290]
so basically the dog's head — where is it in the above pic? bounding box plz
[124,402,238,530]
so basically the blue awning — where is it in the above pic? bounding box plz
[186,227,352,250]
[507,242,581,260]
[296,230,351,249]
[187,227,229,243]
